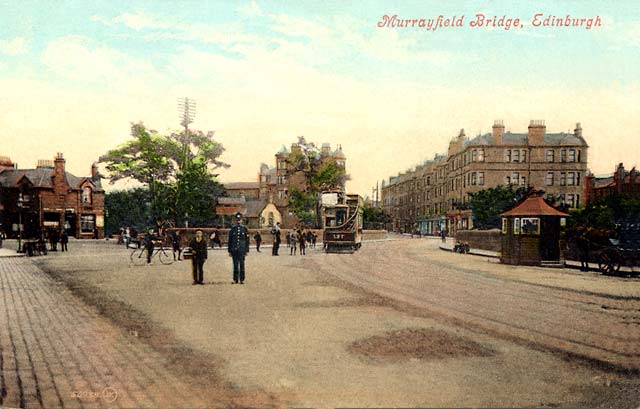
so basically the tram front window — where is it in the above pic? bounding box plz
[336,210,345,226]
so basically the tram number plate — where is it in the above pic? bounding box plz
[333,234,345,239]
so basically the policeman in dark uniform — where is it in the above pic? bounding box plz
[228,212,250,284]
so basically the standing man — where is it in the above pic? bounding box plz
[299,229,306,256]
[228,212,250,284]
[272,222,281,256]
[171,230,182,261]
[290,230,297,255]
[51,228,60,251]
[440,228,447,243]
[189,230,208,285]
[577,226,591,272]
[60,229,69,252]
[253,231,262,252]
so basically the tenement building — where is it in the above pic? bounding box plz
[584,163,640,204]
[0,153,105,239]
[381,120,588,235]
[221,139,346,228]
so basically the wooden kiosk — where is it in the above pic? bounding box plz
[500,195,569,266]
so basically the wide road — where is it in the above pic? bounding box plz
[312,237,640,372]
[25,237,640,408]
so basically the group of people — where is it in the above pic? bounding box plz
[43,228,69,252]
[117,226,139,248]
[126,216,320,285]
[286,229,317,255]
[187,212,250,285]
[183,215,319,285]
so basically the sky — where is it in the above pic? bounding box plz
[1,0,639,196]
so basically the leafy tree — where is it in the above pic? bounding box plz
[99,123,228,226]
[469,185,533,229]
[362,202,388,229]
[568,195,640,231]
[286,137,348,227]
[104,188,152,235]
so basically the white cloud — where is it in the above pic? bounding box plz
[113,11,164,30]
[0,36,28,55]
[92,10,171,31]
[238,1,262,17]
[41,36,161,90]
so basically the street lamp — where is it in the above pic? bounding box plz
[104,209,109,237]
[17,193,25,253]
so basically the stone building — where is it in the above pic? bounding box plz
[584,163,640,204]
[222,139,346,228]
[381,120,588,235]
[0,153,105,239]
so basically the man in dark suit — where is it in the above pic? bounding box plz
[272,222,281,256]
[228,212,250,284]
[188,230,208,285]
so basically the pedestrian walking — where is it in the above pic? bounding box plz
[171,230,182,261]
[286,231,291,248]
[60,229,69,252]
[254,231,262,252]
[311,232,317,248]
[117,227,124,245]
[188,230,208,285]
[440,228,447,243]
[228,213,249,284]
[299,229,306,255]
[50,228,59,251]
[577,227,591,272]
[124,226,131,248]
[272,223,281,256]
[290,230,297,255]
[131,227,140,248]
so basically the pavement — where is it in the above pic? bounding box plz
[0,247,23,257]
[0,255,223,408]
[439,240,638,273]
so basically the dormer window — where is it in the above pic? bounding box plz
[82,187,92,204]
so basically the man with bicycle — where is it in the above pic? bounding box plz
[145,228,158,264]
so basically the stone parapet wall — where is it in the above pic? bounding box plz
[454,229,501,252]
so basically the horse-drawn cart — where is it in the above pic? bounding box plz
[593,222,640,276]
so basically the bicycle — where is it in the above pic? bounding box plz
[130,243,174,266]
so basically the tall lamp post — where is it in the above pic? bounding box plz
[17,193,25,253]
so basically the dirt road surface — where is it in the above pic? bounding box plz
[30,237,640,408]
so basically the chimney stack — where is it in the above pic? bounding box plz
[492,120,505,145]
[527,120,546,145]
[574,122,582,138]
[91,162,99,179]
[53,152,65,176]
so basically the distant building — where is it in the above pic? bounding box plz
[0,153,105,239]
[584,163,640,204]
[222,138,346,228]
[382,120,588,235]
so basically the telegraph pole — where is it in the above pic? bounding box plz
[178,97,196,134]
[177,97,196,167]
[177,97,196,228]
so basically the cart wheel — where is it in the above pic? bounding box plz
[598,250,621,275]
